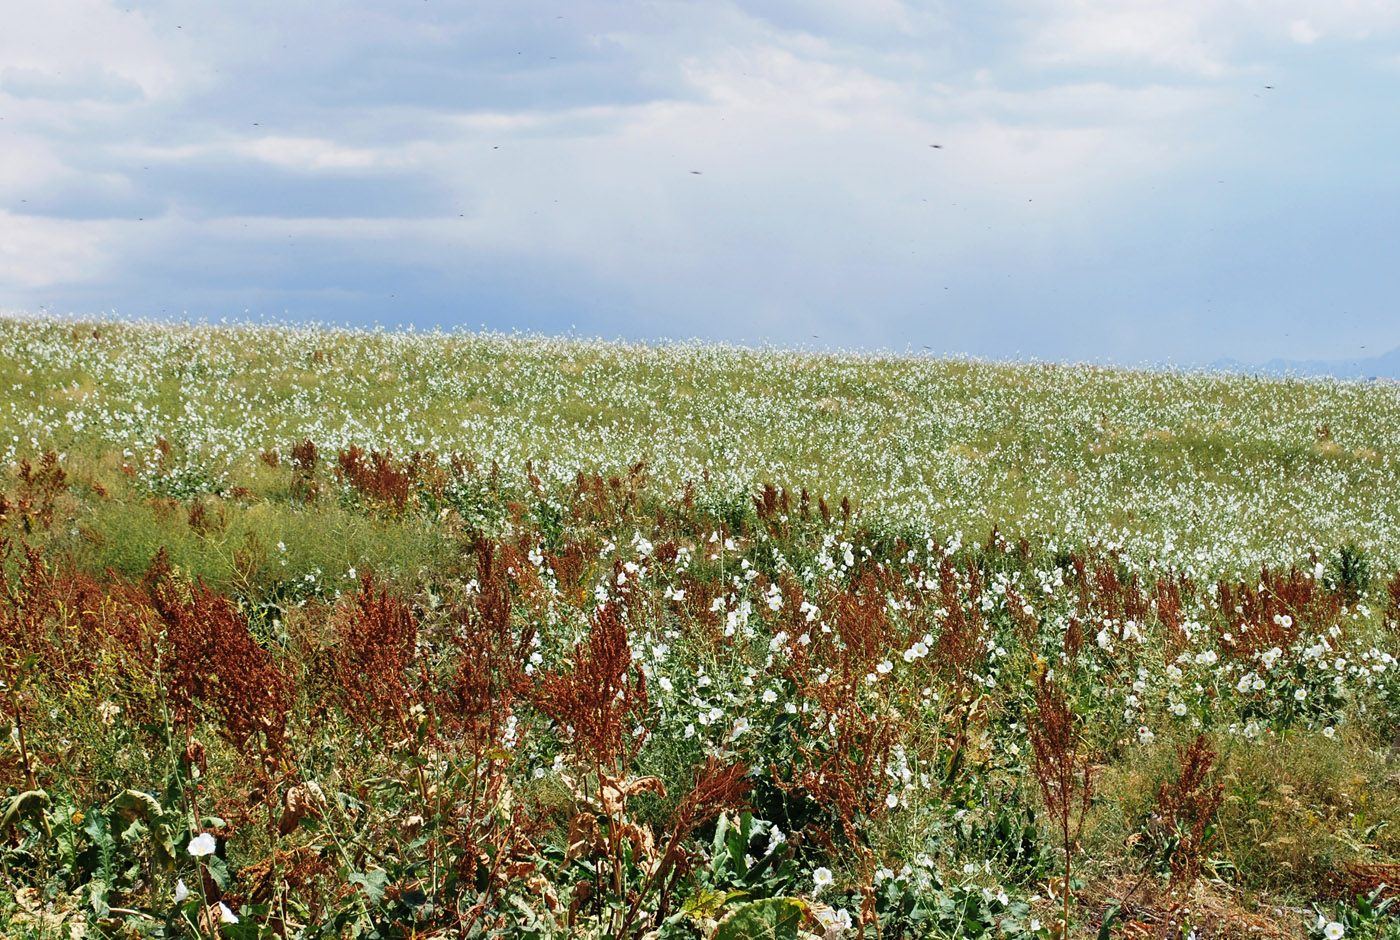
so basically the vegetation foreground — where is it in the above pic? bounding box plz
[2,316,1400,939]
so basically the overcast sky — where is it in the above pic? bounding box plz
[3,1,1398,364]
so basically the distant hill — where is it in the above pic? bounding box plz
[1209,344,1400,381]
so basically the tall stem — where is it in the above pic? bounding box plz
[7,678,51,839]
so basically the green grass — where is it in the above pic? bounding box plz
[4,315,1400,939]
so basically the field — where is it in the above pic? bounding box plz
[2,314,1400,939]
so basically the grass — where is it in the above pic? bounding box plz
[3,314,1400,939]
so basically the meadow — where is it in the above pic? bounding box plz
[2,314,1399,939]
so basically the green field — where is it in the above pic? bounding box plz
[3,315,1399,939]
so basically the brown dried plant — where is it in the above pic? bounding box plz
[1385,572,1400,634]
[1028,672,1094,940]
[290,438,319,501]
[534,599,654,925]
[1215,566,1342,660]
[434,539,542,927]
[534,600,649,774]
[12,450,69,532]
[1153,735,1224,928]
[331,571,419,729]
[774,570,908,881]
[149,571,290,758]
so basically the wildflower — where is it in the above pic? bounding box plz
[885,792,899,809]
[188,832,217,857]
[762,688,778,704]
[814,907,853,932]
[813,866,834,894]
[1137,726,1154,744]
[174,879,189,903]
[218,902,239,924]
[1295,688,1307,701]
[1324,922,1345,940]
[1323,726,1336,739]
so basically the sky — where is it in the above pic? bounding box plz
[2,0,1399,365]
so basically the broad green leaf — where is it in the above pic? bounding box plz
[349,867,389,905]
[0,789,47,836]
[712,897,805,940]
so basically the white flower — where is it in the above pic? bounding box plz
[1030,918,1042,932]
[813,866,834,894]
[1295,688,1307,701]
[1323,726,1336,739]
[218,902,239,924]
[188,832,217,857]
[1324,922,1345,940]
[814,907,853,932]
[885,793,899,809]
[762,688,778,704]
[174,879,189,903]
[1137,726,1154,744]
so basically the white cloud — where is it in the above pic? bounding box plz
[1289,19,1321,44]
[0,213,118,288]
[1024,2,1226,76]
[1021,0,1400,77]
[0,1,197,101]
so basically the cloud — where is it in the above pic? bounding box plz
[1024,3,1227,76]
[1289,19,1321,45]
[0,212,119,289]
[0,2,196,101]
[3,0,1400,362]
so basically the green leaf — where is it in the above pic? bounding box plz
[0,789,47,836]
[87,878,111,918]
[1097,903,1122,940]
[84,807,116,882]
[349,867,389,905]
[712,897,806,940]
[206,855,231,892]
[110,789,176,868]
